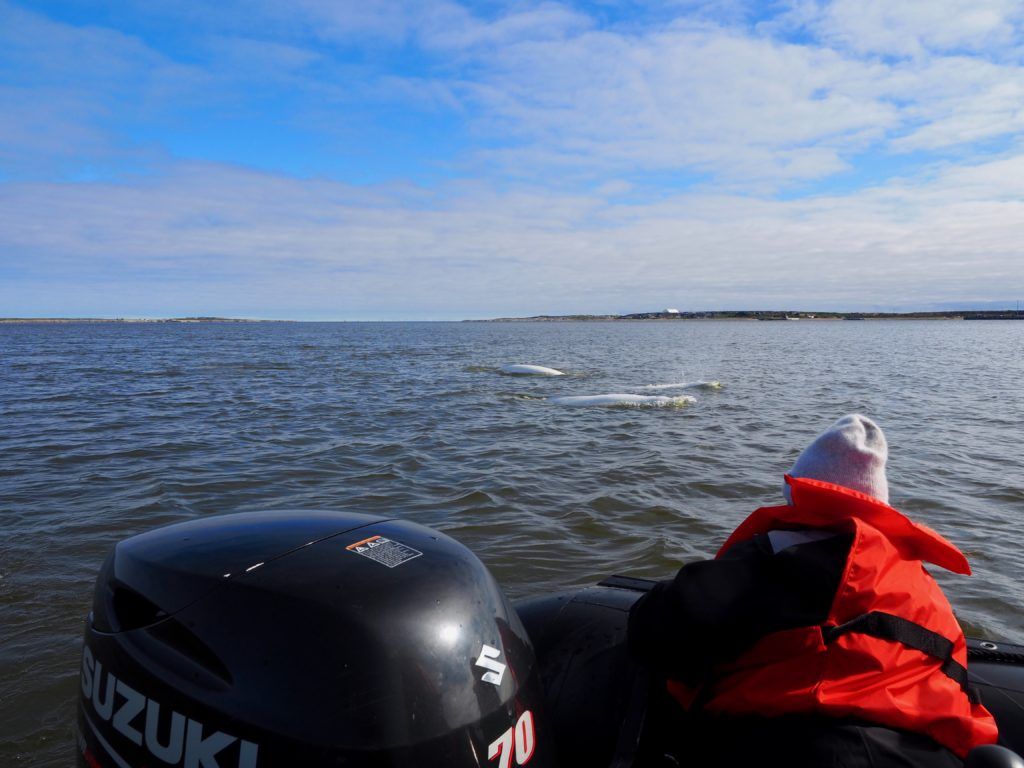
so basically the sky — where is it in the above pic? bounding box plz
[1,0,1023,319]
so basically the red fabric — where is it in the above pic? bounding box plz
[670,476,998,758]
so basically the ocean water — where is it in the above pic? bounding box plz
[2,319,1022,765]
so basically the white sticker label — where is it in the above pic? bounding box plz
[345,535,422,568]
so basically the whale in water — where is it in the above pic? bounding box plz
[500,364,566,376]
[549,393,696,408]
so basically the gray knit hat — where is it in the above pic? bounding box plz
[784,414,889,504]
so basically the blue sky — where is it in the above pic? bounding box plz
[1,0,1023,318]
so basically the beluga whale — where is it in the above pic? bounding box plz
[500,364,566,376]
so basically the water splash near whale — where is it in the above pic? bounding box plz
[639,380,722,391]
[549,393,696,408]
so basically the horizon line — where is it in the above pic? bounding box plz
[4,308,1024,324]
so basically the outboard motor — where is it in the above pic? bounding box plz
[77,511,554,768]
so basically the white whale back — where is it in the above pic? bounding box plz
[500,364,566,376]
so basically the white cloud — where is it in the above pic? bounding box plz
[884,58,1024,151]
[0,2,207,173]
[2,152,1022,317]
[418,2,592,50]
[441,23,902,185]
[285,0,590,50]
[811,0,1023,58]
[337,4,1024,186]
[6,0,1024,189]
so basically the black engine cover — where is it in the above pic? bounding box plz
[78,511,552,768]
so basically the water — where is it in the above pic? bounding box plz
[2,320,1022,764]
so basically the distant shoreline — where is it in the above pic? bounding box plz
[2,310,1022,324]
[478,310,1024,322]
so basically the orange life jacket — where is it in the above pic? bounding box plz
[667,475,998,758]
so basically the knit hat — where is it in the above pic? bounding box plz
[784,414,889,504]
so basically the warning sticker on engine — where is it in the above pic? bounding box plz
[345,535,422,568]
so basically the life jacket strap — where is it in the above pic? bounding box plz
[822,611,975,698]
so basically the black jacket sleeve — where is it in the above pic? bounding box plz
[627,531,853,685]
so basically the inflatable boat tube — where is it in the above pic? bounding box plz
[517,575,1024,766]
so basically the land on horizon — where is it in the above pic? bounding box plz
[4,310,1024,324]
[485,309,1024,322]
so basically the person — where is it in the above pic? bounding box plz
[628,414,999,767]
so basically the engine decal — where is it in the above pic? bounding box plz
[475,644,507,686]
[345,535,422,568]
[487,710,535,768]
[80,644,259,768]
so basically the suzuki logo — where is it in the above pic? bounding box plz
[80,645,258,768]
[475,644,506,686]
